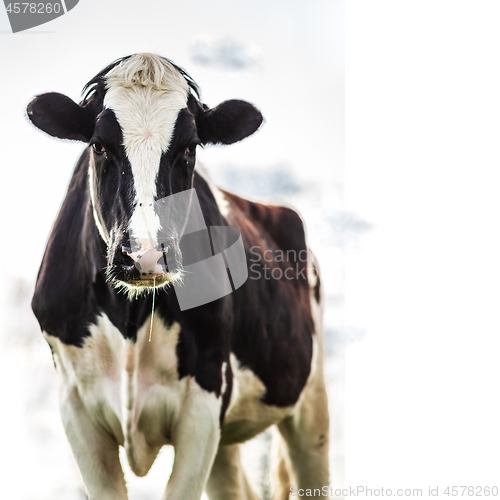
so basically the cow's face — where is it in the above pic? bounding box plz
[27,54,262,294]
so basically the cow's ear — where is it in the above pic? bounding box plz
[196,99,263,145]
[27,92,94,142]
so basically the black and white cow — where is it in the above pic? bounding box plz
[28,53,329,500]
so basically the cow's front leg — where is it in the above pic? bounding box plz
[60,386,127,500]
[163,379,222,500]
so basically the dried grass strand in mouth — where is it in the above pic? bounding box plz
[149,277,155,342]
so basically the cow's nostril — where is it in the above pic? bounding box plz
[115,249,135,270]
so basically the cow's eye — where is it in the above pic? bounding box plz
[185,145,196,157]
[92,142,106,155]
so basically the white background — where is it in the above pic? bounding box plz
[346,0,500,493]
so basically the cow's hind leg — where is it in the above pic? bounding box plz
[272,261,331,497]
[206,444,260,500]
[272,303,330,500]
[273,374,330,498]
[60,387,128,500]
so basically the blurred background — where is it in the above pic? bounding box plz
[0,1,347,498]
[4,1,500,498]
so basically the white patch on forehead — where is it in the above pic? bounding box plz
[103,54,190,242]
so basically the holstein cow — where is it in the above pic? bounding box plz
[28,53,329,500]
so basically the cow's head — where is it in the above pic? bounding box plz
[27,53,262,294]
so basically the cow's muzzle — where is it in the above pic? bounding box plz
[112,239,182,288]
[123,244,168,277]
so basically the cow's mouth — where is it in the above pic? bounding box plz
[107,269,184,299]
[127,271,182,288]
[106,251,184,296]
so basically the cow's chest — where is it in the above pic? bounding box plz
[46,314,206,474]
[46,312,291,466]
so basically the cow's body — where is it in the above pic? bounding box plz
[29,54,329,500]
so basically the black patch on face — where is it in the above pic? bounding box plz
[92,109,124,156]
[89,110,135,253]
[155,109,200,200]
